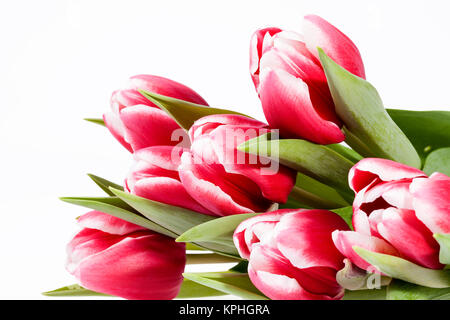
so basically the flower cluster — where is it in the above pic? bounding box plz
[54,14,450,301]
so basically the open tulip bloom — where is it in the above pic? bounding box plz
[48,14,450,301]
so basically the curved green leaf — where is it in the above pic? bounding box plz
[43,284,109,297]
[387,109,450,161]
[319,49,421,168]
[343,288,387,300]
[177,213,256,244]
[176,279,227,299]
[423,148,450,176]
[387,280,450,300]
[139,90,250,130]
[238,134,354,195]
[60,196,176,238]
[183,272,267,300]
[354,246,450,288]
[87,173,123,196]
[331,206,353,229]
[434,233,450,265]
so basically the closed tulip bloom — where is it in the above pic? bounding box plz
[66,211,186,300]
[179,114,296,216]
[125,145,213,215]
[332,158,450,272]
[250,15,365,144]
[104,75,208,152]
[233,209,351,300]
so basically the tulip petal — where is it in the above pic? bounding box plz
[103,112,133,152]
[132,177,213,216]
[178,152,257,216]
[410,173,450,234]
[332,230,400,272]
[189,114,268,142]
[258,68,345,144]
[348,158,425,193]
[120,105,189,151]
[77,210,146,235]
[129,74,209,106]
[249,244,342,299]
[250,27,282,88]
[200,124,296,203]
[302,15,365,78]
[274,210,350,270]
[233,211,287,259]
[377,208,443,269]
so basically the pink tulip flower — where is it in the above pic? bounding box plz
[233,209,351,300]
[332,158,450,271]
[125,145,213,215]
[66,211,186,300]
[104,75,208,152]
[250,15,365,144]
[178,114,296,216]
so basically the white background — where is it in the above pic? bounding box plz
[0,0,449,299]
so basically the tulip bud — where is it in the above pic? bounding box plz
[104,75,208,152]
[125,145,213,215]
[233,209,350,300]
[178,114,296,216]
[333,158,450,272]
[250,15,365,144]
[66,211,186,299]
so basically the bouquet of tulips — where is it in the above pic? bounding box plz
[45,15,450,300]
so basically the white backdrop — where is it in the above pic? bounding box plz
[1,0,449,299]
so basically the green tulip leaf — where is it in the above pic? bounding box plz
[229,261,249,273]
[43,280,227,299]
[84,118,105,127]
[87,173,123,196]
[60,196,176,238]
[318,49,421,168]
[343,287,387,300]
[325,144,363,164]
[238,133,354,195]
[423,148,450,176]
[387,109,450,162]
[43,284,109,297]
[354,246,450,288]
[434,233,450,265]
[387,279,450,300]
[176,279,227,299]
[176,213,257,244]
[109,188,240,257]
[331,206,353,229]
[139,90,251,131]
[183,272,268,300]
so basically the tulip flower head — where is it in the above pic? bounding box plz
[250,15,365,144]
[333,158,450,271]
[178,114,296,216]
[233,209,351,300]
[66,211,186,300]
[104,75,208,152]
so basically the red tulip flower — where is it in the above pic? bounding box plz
[178,114,296,216]
[333,158,450,271]
[66,211,186,300]
[250,15,365,144]
[104,75,208,152]
[233,209,351,300]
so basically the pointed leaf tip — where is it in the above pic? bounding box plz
[139,90,252,130]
